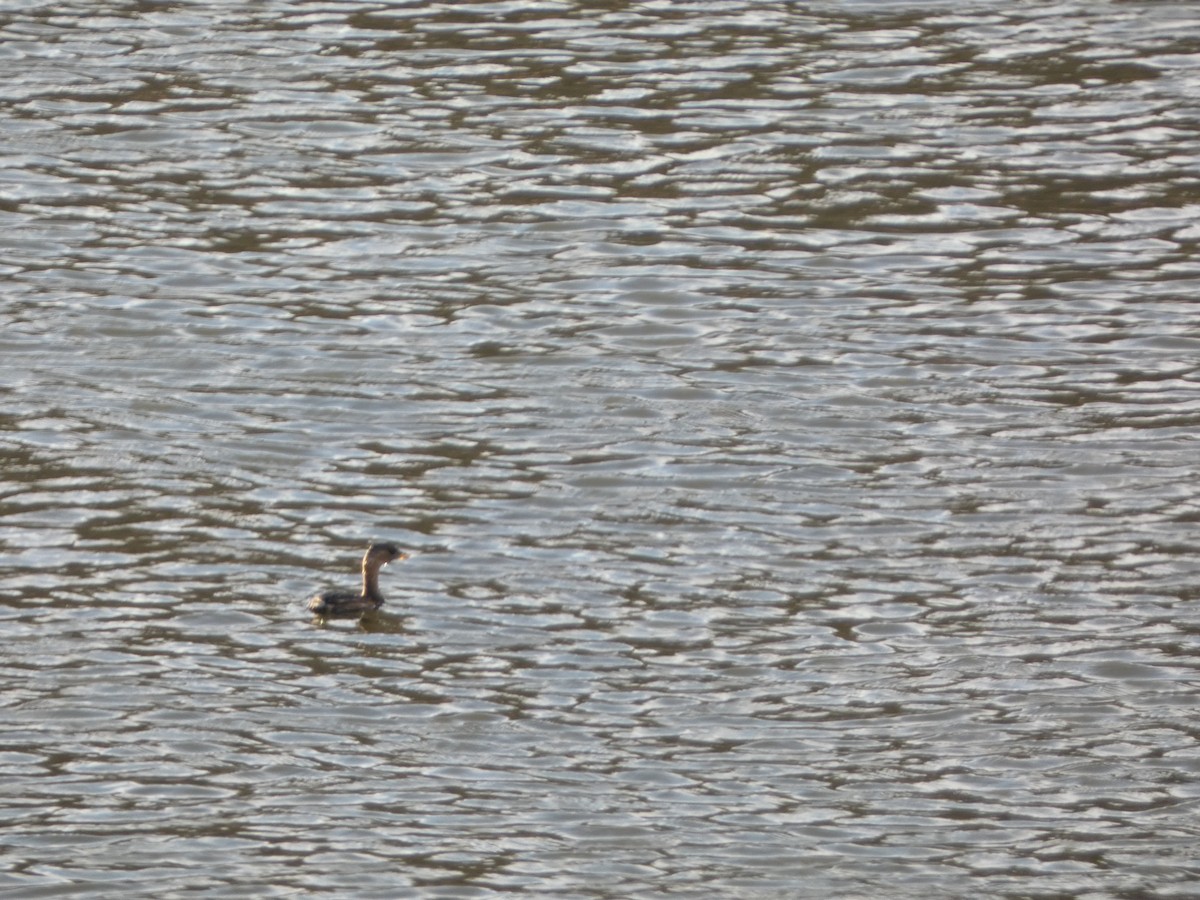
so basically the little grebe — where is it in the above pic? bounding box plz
[308,542,408,620]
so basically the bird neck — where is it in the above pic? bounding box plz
[362,561,385,603]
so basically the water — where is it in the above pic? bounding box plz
[2,1,1200,897]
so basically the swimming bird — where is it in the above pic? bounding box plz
[308,542,408,620]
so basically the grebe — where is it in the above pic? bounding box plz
[308,542,408,620]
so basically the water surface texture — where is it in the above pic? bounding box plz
[2,1,1200,897]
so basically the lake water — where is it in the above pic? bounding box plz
[2,1,1200,897]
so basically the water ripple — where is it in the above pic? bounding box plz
[2,0,1200,897]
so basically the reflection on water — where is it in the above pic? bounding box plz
[2,0,1200,896]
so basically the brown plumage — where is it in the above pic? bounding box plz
[308,542,408,620]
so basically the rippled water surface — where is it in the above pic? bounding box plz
[3,0,1200,897]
